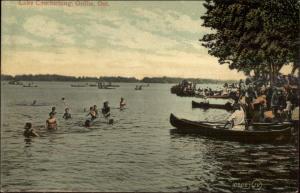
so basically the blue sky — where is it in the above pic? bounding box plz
[2,1,248,79]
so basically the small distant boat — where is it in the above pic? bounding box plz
[135,85,143,90]
[23,85,38,88]
[71,84,87,87]
[89,84,97,87]
[107,82,120,87]
[169,113,293,144]
[98,82,115,89]
[8,80,23,85]
[23,83,37,87]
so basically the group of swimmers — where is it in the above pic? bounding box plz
[23,97,127,138]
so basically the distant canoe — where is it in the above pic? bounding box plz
[108,84,120,87]
[169,113,292,144]
[98,86,115,89]
[192,101,233,111]
[71,84,86,87]
[23,85,38,88]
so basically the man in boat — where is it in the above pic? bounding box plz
[225,104,246,131]
[46,112,57,130]
[203,96,209,104]
[102,101,111,118]
[63,108,72,119]
[49,106,57,116]
[120,97,126,110]
[23,122,39,137]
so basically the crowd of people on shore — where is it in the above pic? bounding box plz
[222,75,299,131]
[23,97,127,138]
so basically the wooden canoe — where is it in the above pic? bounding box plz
[192,100,233,111]
[169,113,292,144]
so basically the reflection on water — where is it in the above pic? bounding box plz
[1,81,298,192]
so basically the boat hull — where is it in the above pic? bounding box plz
[192,101,233,111]
[170,114,292,144]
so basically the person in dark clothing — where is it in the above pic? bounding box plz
[23,122,39,137]
[102,101,111,118]
[271,88,280,120]
[63,108,72,119]
[49,106,57,116]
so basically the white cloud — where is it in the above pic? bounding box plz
[2,35,42,47]
[133,8,210,34]
[23,15,75,44]
[85,21,179,51]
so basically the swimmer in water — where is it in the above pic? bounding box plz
[63,108,72,119]
[46,112,57,130]
[23,122,39,137]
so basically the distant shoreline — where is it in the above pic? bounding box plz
[1,74,237,84]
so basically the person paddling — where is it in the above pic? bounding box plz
[23,122,39,137]
[46,112,57,130]
[63,108,72,119]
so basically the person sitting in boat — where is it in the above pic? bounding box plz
[222,84,229,96]
[203,96,209,104]
[225,104,246,131]
[120,97,126,110]
[23,122,39,137]
[63,108,72,119]
[102,101,111,118]
[46,112,57,130]
[49,106,57,116]
[88,106,97,120]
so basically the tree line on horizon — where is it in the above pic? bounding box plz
[1,74,235,84]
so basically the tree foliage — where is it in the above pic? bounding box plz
[200,0,299,81]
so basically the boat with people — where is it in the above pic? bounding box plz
[23,83,38,87]
[107,82,120,87]
[135,85,143,90]
[169,113,293,144]
[98,82,115,89]
[192,100,234,111]
[8,80,23,85]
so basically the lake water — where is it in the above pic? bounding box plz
[1,81,298,192]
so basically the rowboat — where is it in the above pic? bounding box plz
[169,114,292,144]
[192,100,233,111]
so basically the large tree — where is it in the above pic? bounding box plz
[200,0,299,83]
